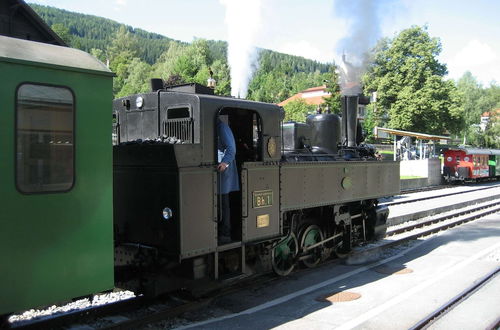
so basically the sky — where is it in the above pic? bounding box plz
[29,0,500,86]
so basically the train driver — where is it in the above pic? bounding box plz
[217,116,240,244]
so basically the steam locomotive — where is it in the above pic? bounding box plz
[0,34,399,319]
[112,81,400,294]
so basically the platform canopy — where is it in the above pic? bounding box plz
[374,127,451,141]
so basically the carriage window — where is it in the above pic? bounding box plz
[16,84,74,193]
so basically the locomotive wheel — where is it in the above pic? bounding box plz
[271,233,298,276]
[334,225,351,258]
[300,225,324,268]
[334,245,349,258]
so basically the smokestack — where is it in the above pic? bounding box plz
[341,95,359,147]
[150,78,164,92]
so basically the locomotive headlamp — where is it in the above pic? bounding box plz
[135,96,144,109]
[162,207,173,220]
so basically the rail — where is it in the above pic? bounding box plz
[409,267,500,330]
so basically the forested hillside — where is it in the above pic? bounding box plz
[30,3,335,105]
[31,4,178,64]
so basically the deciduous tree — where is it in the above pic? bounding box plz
[51,23,72,45]
[283,99,316,123]
[107,26,140,95]
[117,58,152,98]
[322,67,341,114]
[363,26,463,135]
[484,115,500,148]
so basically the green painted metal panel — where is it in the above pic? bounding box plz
[0,59,114,315]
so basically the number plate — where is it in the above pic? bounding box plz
[257,214,270,228]
[253,190,273,208]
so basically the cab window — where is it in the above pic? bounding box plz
[16,84,75,193]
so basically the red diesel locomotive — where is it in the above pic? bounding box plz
[443,147,500,182]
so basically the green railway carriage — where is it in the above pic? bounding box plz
[0,35,114,316]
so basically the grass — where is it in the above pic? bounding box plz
[400,175,426,179]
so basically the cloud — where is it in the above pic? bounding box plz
[115,0,127,6]
[446,40,500,84]
[451,40,497,66]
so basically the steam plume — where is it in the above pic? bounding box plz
[334,0,383,94]
[220,0,263,98]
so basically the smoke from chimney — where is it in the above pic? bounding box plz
[334,0,382,94]
[220,0,263,98]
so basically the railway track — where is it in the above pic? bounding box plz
[386,200,500,238]
[409,267,500,330]
[372,200,500,256]
[6,294,146,330]
[8,198,500,330]
[8,273,279,330]
[384,182,500,207]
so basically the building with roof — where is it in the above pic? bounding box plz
[0,0,66,46]
[278,85,330,107]
[480,108,500,131]
[278,85,366,119]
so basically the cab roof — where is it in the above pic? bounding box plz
[0,35,114,76]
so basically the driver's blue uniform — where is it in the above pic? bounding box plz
[217,119,239,242]
[217,120,239,194]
